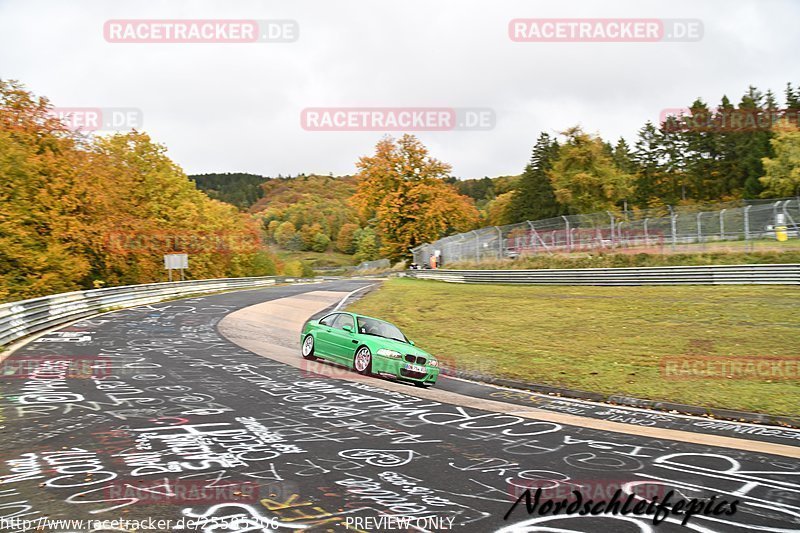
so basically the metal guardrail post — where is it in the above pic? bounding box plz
[719,209,726,239]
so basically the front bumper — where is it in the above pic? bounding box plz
[372,356,439,384]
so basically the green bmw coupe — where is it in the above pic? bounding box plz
[300,312,440,387]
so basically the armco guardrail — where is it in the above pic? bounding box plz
[0,276,288,348]
[405,264,800,285]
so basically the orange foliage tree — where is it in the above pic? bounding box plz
[0,80,275,302]
[351,135,479,261]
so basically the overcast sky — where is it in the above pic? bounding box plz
[1,0,798,179]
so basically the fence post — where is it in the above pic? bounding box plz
[526,221,536,253]
[607,211,615,245]
[562,216,571,251]
[697,212,704,248]
[471,230,480,262]
[783,199,800,236]
[668,205,677,251]
[495,226,503,258]
[719,209,726,240]
[643,218,649,245]
[744,205,751,251]
[526,220,552,254]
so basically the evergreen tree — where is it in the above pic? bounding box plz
[612,137,636,174]
[507,132,562,222]
[632,122,666,207]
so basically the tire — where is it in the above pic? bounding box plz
[353,346,372,375]
[301,334,316,360]
[414,382,429,388]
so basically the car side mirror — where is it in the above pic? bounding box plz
[343,324,353,332]
[408,340,415,346]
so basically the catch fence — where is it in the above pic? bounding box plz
[411,198,800,266]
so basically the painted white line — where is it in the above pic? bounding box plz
[333,283,376,311]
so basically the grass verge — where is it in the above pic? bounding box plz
[347,278,800,417]
[275,249,358,269]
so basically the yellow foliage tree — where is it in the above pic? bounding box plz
[0,80,276,302]
[351,135,479,261]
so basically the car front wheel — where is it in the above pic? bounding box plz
[301,334,316,360]
[354,346,372,375]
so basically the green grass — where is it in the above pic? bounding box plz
[275,249,358,269]
[348,278,800,417]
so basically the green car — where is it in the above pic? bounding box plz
[300,312,440,387]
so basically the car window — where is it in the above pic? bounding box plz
[356,317,407,343]
[332,314,354,330]
[319,314,338,326]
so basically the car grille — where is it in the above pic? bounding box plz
[400,368,427,379]
[404,354,426,365]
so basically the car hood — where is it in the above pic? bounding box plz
[368,337,433,359]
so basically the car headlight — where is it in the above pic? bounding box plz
[377,349,402,358]
[428,359,439,367]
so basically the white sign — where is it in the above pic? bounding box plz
[164,253,188,270]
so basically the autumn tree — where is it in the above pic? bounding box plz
[335,223,360,253]
[549,127,634,214]
[760,120,800,197]
[351,135,479,261]
[484,191,518,226]
[300,223,325,250]
[353,227,380,263]
[311,232,331,252]
[0,80,280,301]
[273,221,297,248]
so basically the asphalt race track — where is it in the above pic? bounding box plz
[0,280,797,532]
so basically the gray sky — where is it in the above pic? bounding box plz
[1,0,798,179]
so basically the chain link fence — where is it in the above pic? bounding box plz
[411,198,800,267]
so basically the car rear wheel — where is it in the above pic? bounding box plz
[354,346,372,375]
[414,382,429,388]
[301,334,316,360]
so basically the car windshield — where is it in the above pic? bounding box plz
[357,317,408,343]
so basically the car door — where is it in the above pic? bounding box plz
[328,313,357,362]
[314,313,340,358]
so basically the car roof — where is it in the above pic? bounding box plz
[322,311,391,324]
